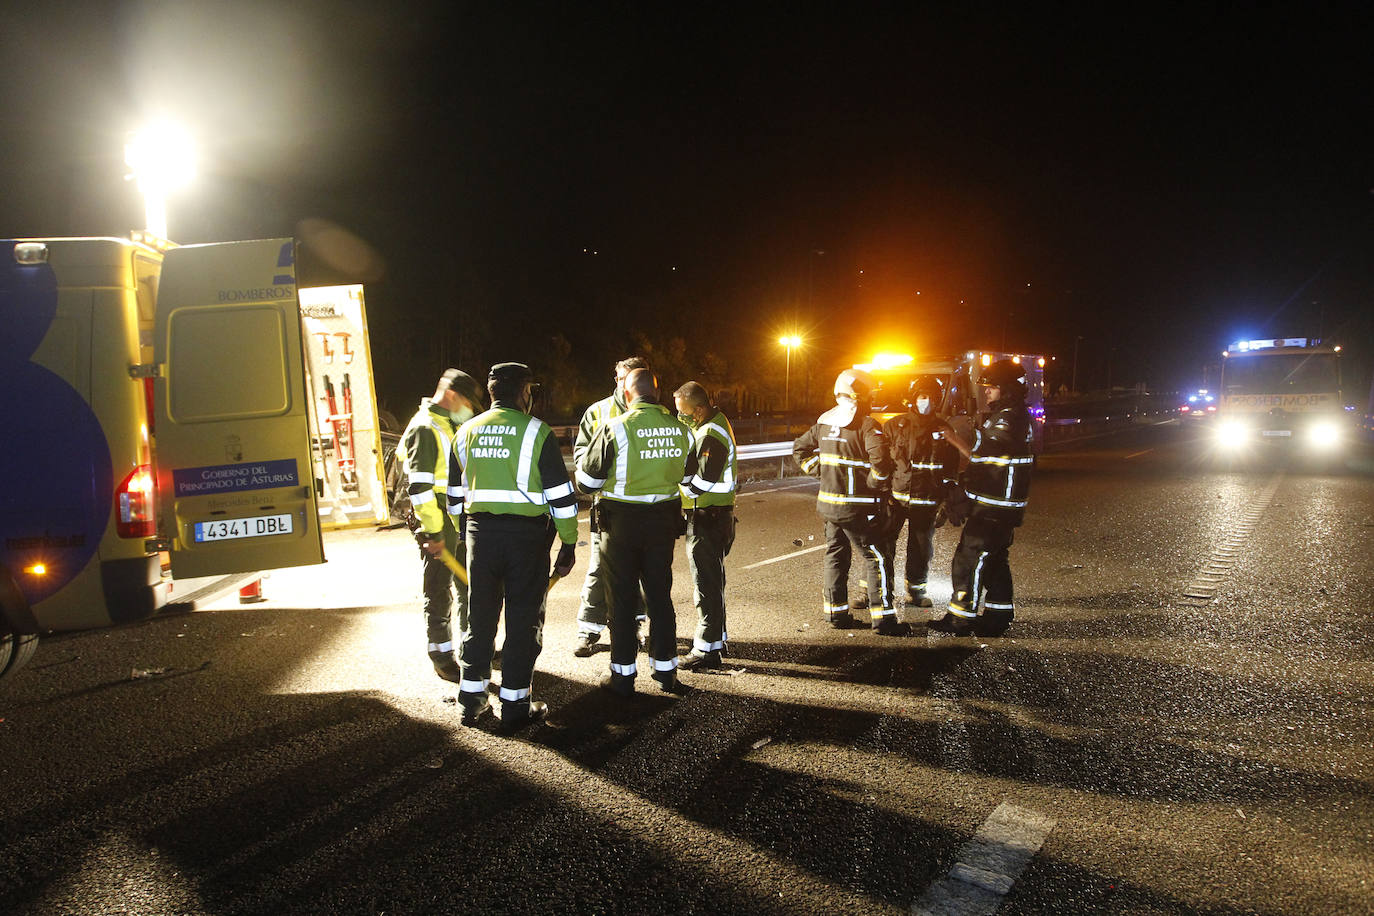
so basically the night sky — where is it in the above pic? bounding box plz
[3,2,1371,419]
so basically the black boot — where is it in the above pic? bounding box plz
[459,694,493,726]
[679,649,723,671]
[500,700,547,731]
[431,652,462,683]
[600,672,635,697]
[975,611,1013,637]
[875,615,911,637]
[927,612,976,636]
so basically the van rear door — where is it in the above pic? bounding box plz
[153,239,324,577]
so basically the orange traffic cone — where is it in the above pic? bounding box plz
[238,578,265,604]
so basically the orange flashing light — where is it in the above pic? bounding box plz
[25,563,47,576]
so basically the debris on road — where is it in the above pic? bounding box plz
[751,736,772,750]
[131,667,171,679]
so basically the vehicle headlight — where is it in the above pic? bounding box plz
[1306,422,1341,449]
[1215,420,1249,449]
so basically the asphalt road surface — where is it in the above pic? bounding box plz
[3,422,1372,915]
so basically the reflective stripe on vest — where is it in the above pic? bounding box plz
[601,405,692,504]
[456,409,554,518]
[683,414,737,507]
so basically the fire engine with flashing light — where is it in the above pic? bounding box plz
[1210,337,1351,455]
[0,234,387,681]
[853,350,1047,452]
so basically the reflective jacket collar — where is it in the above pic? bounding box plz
[818,399,860,428]
[422,398,453,427]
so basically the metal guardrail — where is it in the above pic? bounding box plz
[738,441,793,460]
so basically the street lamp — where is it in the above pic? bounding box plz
[125,123,195,240]
[779,335,803,412]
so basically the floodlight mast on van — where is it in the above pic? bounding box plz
[124,123,195,242]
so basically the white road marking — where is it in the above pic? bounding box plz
[912,801,1056,915]
[741,544,824,570]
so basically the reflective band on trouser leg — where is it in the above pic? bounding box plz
[652,657,678,672]
[428,641,454,654]
[578,623,607,635]
[693,636,725,652]
[499,686,531,702]
[947,551,987,618]
[611,661,637,676]
[865,543,894,613]
[459,678,489,693]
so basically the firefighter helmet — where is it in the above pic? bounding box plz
[907,375,943,399]
[981,359,1026,389]
[834,368,875,401]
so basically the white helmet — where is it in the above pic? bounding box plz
[833,368,875,401]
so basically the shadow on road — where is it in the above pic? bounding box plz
[1,596,1361,915]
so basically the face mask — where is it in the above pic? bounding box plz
[915,396,931,415]
[678,412,698,427]
[450,404,475,424]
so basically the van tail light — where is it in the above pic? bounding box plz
[117,464,156,538]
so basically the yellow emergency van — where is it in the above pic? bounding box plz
[1,236,327,678]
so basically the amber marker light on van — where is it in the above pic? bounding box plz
[24,563,47,577]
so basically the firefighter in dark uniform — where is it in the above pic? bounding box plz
[885,376,959,608]
[577,368,697,695]
[400,368,484,681]
[571,357,649,655]
[446,363,578,728]
[792,369,909,636]
[672,381,738,670]
[930,359,1033,637]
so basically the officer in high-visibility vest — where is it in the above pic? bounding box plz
[447,362,578,728]
[571,356,649,656]
[885,375,959,608]
[792,368,909,636]
[577,368,697,696]
[400,368,484,681]
[930,359,1033,637]
[672,380,737,670]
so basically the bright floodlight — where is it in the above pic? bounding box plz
[1306,422,1340,450]
[779,335,802,348]
[125,123,195,240]
[1215,420,1249,450]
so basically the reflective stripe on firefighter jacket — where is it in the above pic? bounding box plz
[577,400,695,504]
[573,391,629,468]
[961,398,1033,525]
[681,409,737,509]
[447,407,579,545]
[791,410,893,524]
[885,411,958,506]
[398,398,456,534]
